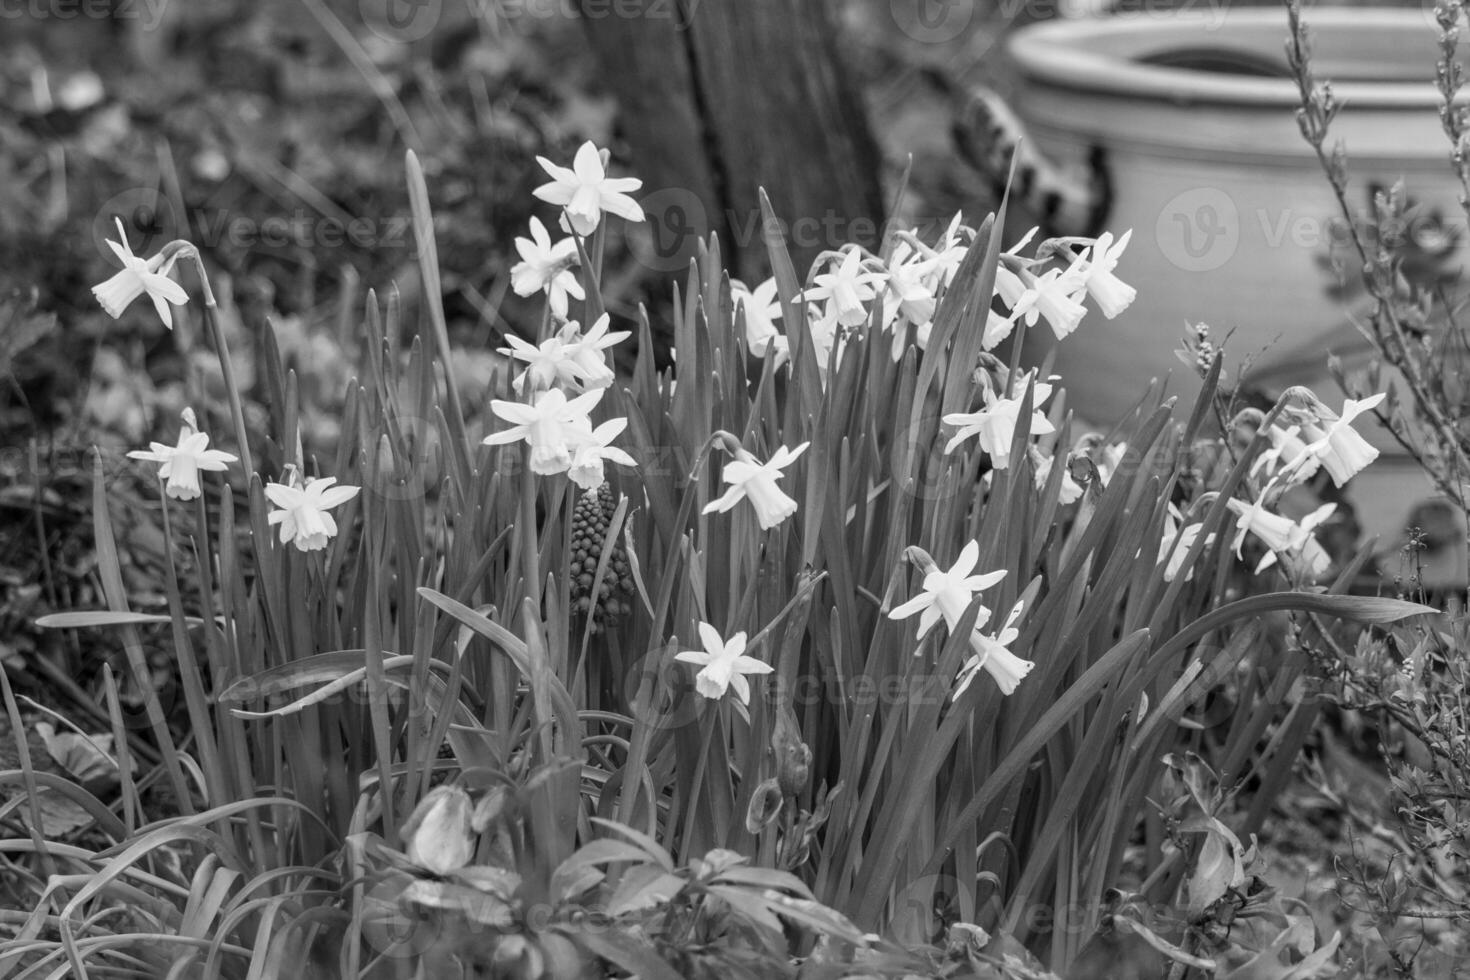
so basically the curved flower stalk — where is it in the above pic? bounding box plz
[264,471,361,553]
[127,407,237,501]
[91,218,190,329]
[675,622,773,705]
[703,439,809,530]
[91,226,254,480]
[533,140,645,236]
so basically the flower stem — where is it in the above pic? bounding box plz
[677,705,719,855]
[184,250,255,482]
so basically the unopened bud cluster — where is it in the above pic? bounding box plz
[569,482,635,632]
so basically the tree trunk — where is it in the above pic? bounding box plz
[580,0,886,285]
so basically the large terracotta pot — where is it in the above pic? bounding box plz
[1005,8,1468,429]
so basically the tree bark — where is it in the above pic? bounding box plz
[580,0,886,284]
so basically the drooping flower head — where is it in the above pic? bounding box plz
[1005,260,1089,341]
[1074,230,1136,319]
[1279,387,1386,487]
[953,599,1033,698]
[703,439,809,530]
[91,218,190,329]
[1227,495,1336,577]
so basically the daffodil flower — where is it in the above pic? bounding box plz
[483,387,603,475]
[533,141,645,236]
[804,248,886,328]
[881,255,937,333]
[703,441,809,530]
[499,333,579,395]
[1157,505,1214,583]
[805,305,847,382]
[994,264,1027,311]
[914,212,971,289]
[674,623,773,705]
[942,377,1056,469]
[1251,422,1320,486]
[509,216,584,317]
[264,474,360,552]
[91,218,190,329]
[952,599,1033,698]
[991,228,1041,311]
[733,278,790,369]
[1075,230,1136,319]
[1007,261,1089,341]
[1283,389,1387,487]
[127,408,236,501]
[561,313,630,390]
[981,309,1019,352]
[1227,496,1335,577]
[566,416,637,491]
[888,541,1007,641]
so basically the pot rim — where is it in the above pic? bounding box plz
[1006,8,1456,109]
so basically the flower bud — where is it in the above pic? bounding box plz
[745,777,784,834]
[401,785,475,875]
[771,707,811,799]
